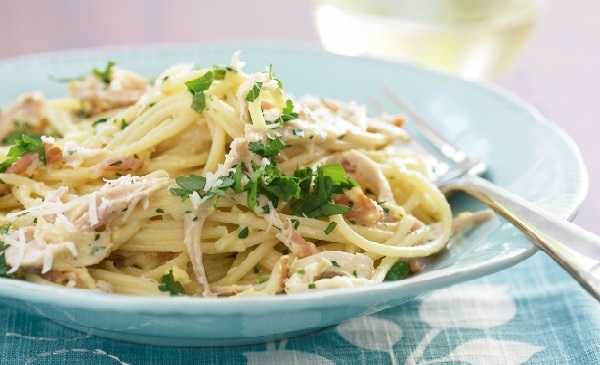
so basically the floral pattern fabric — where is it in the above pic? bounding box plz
[1,254,599,365]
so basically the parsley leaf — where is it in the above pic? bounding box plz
[263,175,301,202]
[267,99,298,126]
[92,118,108,127]
[290,164,355,218]
[238,227,249,239]
[324,222,337,234]
[169,175,206,199]
[384,261,410,281]
[158,270,185,296]
[92,61,116,84]
[185,71,215,113]
[0,224,11,278]
[233,163,244,193]
[0,134,46,172]
[212,66,228,80]
[245,82,262,102]
[248,138,286,159]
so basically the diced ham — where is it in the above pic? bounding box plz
[337,187,384,226]
[44,143,63,164]
[6,153,37,175]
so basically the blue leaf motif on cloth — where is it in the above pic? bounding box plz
[244,339,335,365]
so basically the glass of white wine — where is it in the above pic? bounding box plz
[311,0,543,80]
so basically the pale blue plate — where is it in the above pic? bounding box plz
[0,44,588,346]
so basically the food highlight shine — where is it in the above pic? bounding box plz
[0,52,492,297]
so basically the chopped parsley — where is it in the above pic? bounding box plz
[331,260,340,268]
[290,164,356,218]
[267,99,298,127]
[92,61,116,84]
[0,224,11,278]
[324,222,337,235]
[92,118,108,127]
[248,137,286,159]
[94,233,100,241]
[0,134,46,172]
[384,261,410,281]
[245,82,262,102]
[308,283,316,289]
[155,208,165,214]
[238,227,249,239]
[120,119,129,129]
[291,218,300,230]
[158,269,185,296]
[170,171,235,201]
[255,275,269,284]
[296,269,305,275]
[185,71,215,113]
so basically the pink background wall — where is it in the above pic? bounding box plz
[0,1,597,230]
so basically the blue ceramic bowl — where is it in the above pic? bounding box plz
[0,44,588,346]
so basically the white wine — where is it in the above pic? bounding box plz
[312,0,541,80]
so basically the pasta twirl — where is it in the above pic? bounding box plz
[0,53,492,297]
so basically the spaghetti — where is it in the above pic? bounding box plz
[0,53,492,297]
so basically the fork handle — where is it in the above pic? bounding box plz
[441,175,600,301]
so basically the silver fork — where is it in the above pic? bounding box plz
[383,88,600,302]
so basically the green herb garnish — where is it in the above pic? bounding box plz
[384,261,410,281]
[0,224,12,278]
[245,82,262,102]
[185,71,215,113]
[324,222,337,235]
[92,61,116,84]
[238,227,249,239]
[0,134,46,172]
[159,269,185,296]
[248,137,286,159]
[92,118,108,127]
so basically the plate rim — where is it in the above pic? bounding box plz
[0,42,589,313]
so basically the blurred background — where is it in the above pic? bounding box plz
[0,0,597,230]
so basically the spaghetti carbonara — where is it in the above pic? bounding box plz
[0,53,492,297]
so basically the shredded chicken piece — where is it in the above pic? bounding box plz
[266,211,317,258]
[183,211,213,297]
[285,251,374,293]
[327,150,396,204]
[4,227,77,274]
[71,170,169,230]
[101,157,143,173]
[0,92,46,142]
[294,251,374,278]
[452,210,495,234]
[68,69,149,115]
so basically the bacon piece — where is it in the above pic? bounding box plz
[102,157,142,172]
[44,143,63,164]
[6,153,37,175]
[340,187,384,226]
[287,230,318,258]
